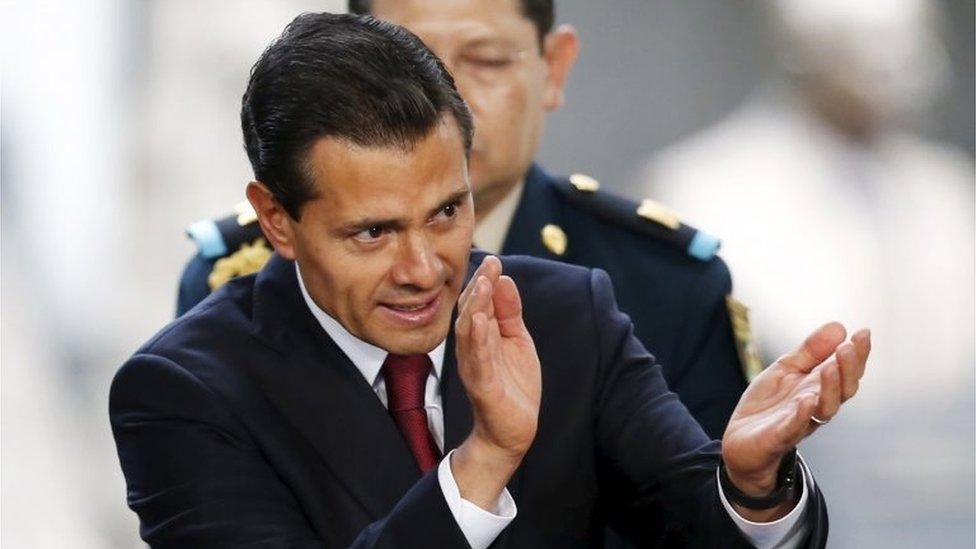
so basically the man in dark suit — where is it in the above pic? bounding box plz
[114,13,871,547]
[177,0,753,442]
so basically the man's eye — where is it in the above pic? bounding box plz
[353,226,385,242]
[465,57,511,69]
[433,203,458,222]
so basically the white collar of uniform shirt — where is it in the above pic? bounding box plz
[295,262,447,450]
[472,179,525,254]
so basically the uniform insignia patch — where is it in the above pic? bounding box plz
[208,238,273,291]
[636,199,681,230]
[541,224,568,256]
[233,200,258,227]
[726,295,764,382]
[569,173,600,193]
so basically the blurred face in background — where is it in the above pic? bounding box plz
[773,0,949,136]
[370,0,578,218]
[252,118,475,355]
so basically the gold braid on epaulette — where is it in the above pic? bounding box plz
[208,238,273,291]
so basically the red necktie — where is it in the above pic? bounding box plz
[381,354,442,473]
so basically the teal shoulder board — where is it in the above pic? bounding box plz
[186,201,264,259]
[552,173,720,261]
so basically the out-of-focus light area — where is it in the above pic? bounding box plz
[1,1,972,547]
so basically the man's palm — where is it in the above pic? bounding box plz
[455,257,542,457]
[722,322,870,491]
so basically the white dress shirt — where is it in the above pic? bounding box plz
[296,263,809,548]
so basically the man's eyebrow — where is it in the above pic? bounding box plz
[338,217,405,234]
[428,189,470,217]
[337,189,469,234]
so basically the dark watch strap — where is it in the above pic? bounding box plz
[719,448,801,510]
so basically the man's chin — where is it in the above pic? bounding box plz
[370,321,451,356]
[378,337,445,356]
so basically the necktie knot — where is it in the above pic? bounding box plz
[381,354,432,413]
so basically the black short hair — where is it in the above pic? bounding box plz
[241,12,474,220]
[348,0,555,46]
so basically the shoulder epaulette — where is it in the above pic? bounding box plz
[186,201,264,259]
[552,173,721,261]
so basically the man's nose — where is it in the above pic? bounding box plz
[390,232,442,289]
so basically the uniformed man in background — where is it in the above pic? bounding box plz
[177,0,755,444]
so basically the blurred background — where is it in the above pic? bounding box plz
[2,0,972,547]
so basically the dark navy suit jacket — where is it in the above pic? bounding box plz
[114,251,826,547]
[176,164,747,440]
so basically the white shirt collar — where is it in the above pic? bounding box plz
[295,262,445,387]
[473,181,525,255]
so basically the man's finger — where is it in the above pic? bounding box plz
[454,278,482,385]
[851,328,871,380]
[493,276,528,338]
[777,392,819,446]
[455,311,494,398]
[470,312,495,388]
[836,341,861,401]
[456,275,486,338]
[459,256,502,311]
[778,321,847,373]
[816,362,842,421]
[457,262,485,313]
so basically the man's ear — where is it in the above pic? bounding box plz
[541,24,580,112]
[246,181,297,260]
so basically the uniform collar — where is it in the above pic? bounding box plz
[294,262,446,387]
[500,163,566,260]
[473,177,525,255]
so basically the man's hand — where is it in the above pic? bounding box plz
[722,322,871,521]
[451,256,542,509]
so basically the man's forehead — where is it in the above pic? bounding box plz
[304,126,468,213]
[370,0,536,46]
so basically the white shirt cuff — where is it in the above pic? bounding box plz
[717,454,814,549]
[437,449,517,549]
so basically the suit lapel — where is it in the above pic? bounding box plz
[442,253,483,452]
[441,327,473,453]
[248,255,421,519]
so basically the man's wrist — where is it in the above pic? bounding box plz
[451,436,523,510]
[724,469,778,498]
[720,449,801,519]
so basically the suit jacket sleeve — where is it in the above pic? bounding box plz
[109,353,470,548]
[587,268,827,547]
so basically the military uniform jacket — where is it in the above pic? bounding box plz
[497,164,747,438]
[114,251,827,547]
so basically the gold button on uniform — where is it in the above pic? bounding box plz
[541,224,568,256]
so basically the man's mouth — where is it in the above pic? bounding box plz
[379,292,444,327]
[389,303,428,312]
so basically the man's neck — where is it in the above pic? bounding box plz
[801,85,880,146]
